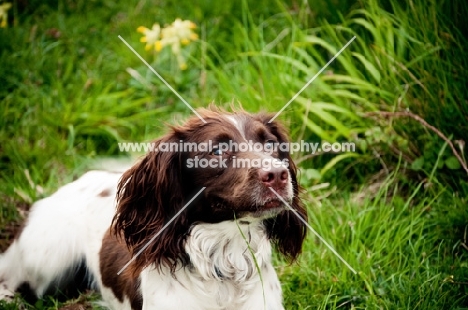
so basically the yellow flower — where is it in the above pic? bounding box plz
[159,19,198,70]
[0,2,12,28]
[158,26,180,51]
[137,24,161,51]
[171,18,198,42]
[155,40,163,52]
[138,18,197,70]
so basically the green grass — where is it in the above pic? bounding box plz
[1,0,467,309]
[282,174,468,309]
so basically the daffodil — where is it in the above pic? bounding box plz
[137,23,161,51]
[0,2,12,28]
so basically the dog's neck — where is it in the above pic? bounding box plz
[185,219,272,282]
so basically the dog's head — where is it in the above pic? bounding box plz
[113,108,307,274]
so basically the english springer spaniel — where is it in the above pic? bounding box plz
[0,108,307,309]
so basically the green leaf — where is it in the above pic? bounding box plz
[320,153,359,177]
[352,52,381,83]
[304,168,321,180]
[445,156,461,170]
[411,157,425,170]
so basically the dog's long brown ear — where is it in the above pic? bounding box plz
[112,134,189,275]
[266,157,307,260]
[258,114,308,261]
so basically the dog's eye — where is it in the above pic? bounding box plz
[265,140,276,150]
[211,148,223,156]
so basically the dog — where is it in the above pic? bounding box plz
[0,108,307,309]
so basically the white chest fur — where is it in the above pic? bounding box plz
[140,220,284,310]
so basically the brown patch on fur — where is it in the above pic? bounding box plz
[98,189,111,197]
[100,231,142,310]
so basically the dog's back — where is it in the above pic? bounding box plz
[0,170,121,301]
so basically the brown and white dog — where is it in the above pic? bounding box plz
[0,108,307,309]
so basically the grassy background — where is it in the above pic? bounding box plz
[1,0,467,308]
